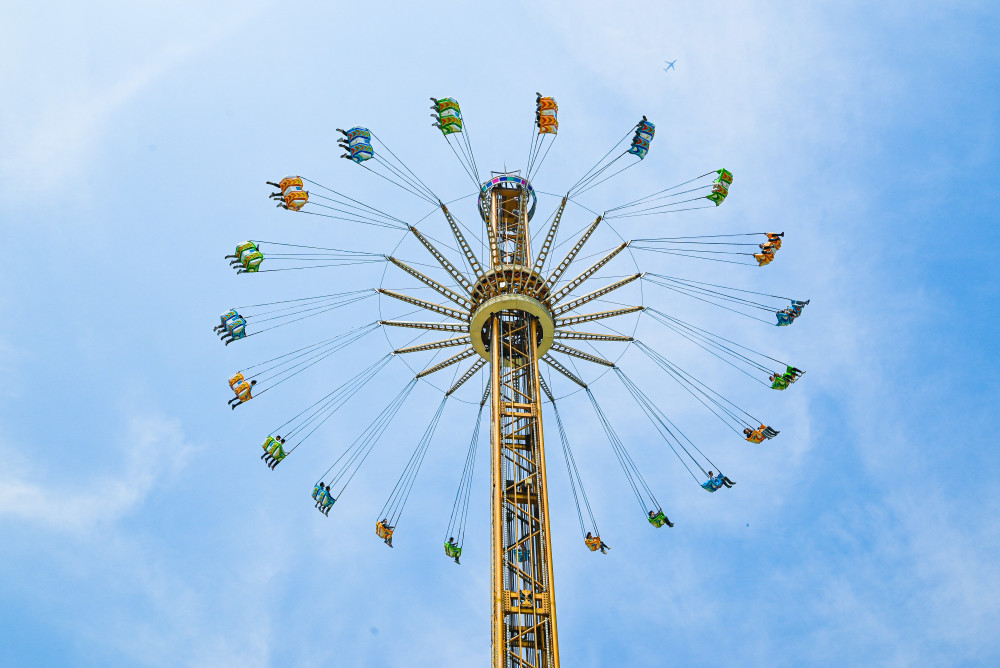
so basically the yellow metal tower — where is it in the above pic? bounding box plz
[380,172,640,667]
[482,179,560,668]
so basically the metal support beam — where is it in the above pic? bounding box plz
[446,358,486,396]
[441,204,486,279]
[409,225,476,294]
[487,181,560,668]
[548,242,629,306]
[395,335,472,355]
[554,306,643,328]
[416,347,477,378]
[539,216,601,297]
[379,320,470,333]
[480,382,491,406]
[541,355,588,388]
[552,330,633,343]
[386,256,472,310]
[550,274,642,318]
[538,376,555,403]
[531,196,568,275]
[378,289,470,322]
[548,342,615,367]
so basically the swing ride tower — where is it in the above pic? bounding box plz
[222,94,810,667]
[477,176,560,668]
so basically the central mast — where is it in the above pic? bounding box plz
[474,174,560,668]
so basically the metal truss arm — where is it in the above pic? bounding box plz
[446,358,487,396]
[539,216,602,297]
[554,305,644,328]
[549,342,615,367]
[551,273,642,318]
[408,225,476,294]
[386,256,472,310]
[416,347,477,378]
[538,375,556,403]
[553,330,633,343]
[378,289,470,322]
[542,354,588,388]
[441,204,485,279]
[531,195,568,275]
[548,241,629,305]
[379,320,470,333]
[479,381,491,406]
[395,335,472,355]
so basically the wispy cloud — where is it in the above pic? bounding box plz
[0,413,195,531]
[0,43,194,193]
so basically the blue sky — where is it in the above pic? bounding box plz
[1,1,998,666]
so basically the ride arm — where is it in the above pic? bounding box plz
[549,342,615,367]
[446,358,487,396]
[409,225,475,294]
[416,347,478,378]
[538,216,602,297]
[386,256,472,310]
[551,273,643,318]
[554,305,644,328]
[542,355,588,388]
[548,242,629,305]
[538,376,556,403]
[379,320,470,333]
[395,335,473,355]
[553,331,632,343]
[479,382,491,406]
[378,289,470,322]
[441,205,485,279]
[531,196,568,275]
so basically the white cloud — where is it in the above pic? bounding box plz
[0,413,195,531]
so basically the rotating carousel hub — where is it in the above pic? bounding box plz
[470,291,554,361]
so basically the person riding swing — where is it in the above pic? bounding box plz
[647,509,675,528]
[584,531,611,554]
[444,537,462,564]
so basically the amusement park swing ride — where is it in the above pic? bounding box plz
[218,94,809,668]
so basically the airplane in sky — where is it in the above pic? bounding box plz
[663,60,677,72]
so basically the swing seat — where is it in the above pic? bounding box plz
[648,511,669,528]
[234,241,257,258]
[312,484,324,500]
[584,537,601,552]
[234,381,253,402]
[349,144,373,163]
[444,543,462,559]
[702,478,722,493]
[262,436,276,451]
[241,251,264,271]
[220,310,239,326]
[438,118,463,135]
[228,320,247,339]
[376,520,393,541]
[278,176,304,193]
[283,190,309,211]
[229,372,245,389]
[537,96,558,111]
